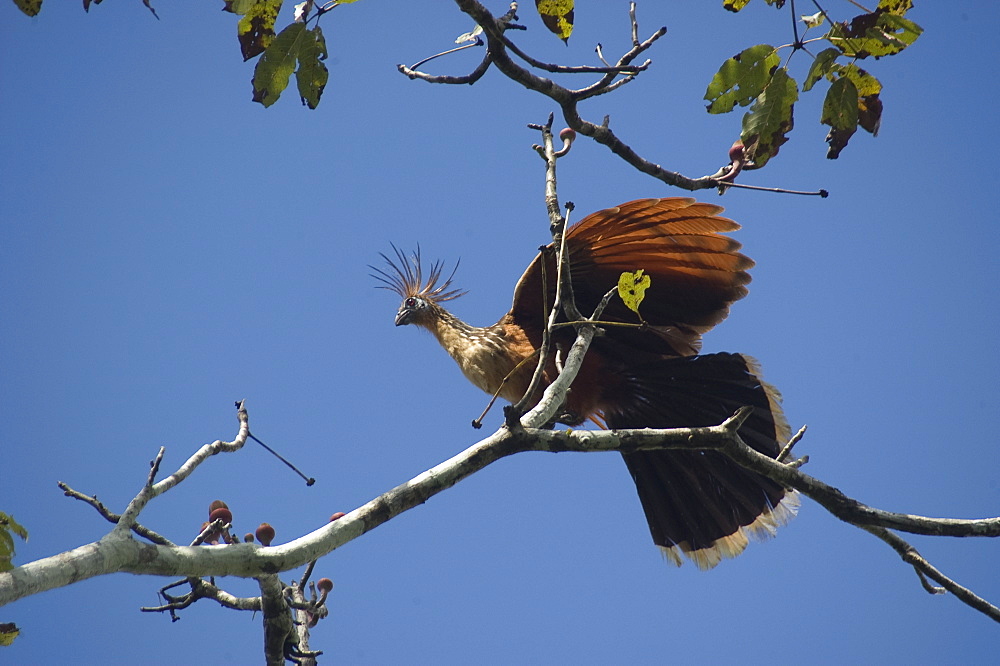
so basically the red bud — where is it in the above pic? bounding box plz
[255,523,275,546]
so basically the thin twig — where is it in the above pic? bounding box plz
[409,39,483,70]
[719,181,829,197]
[777,424,808,462]
[57,482,174,546]
[437,0,825,195]
[398,56,492,84]
[501,33,648,75]
[507,118,571,426]
[859,525,1000,621]
[629,2,640,46]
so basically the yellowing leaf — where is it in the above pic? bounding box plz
[878,0,913,15]
[15,0,42,16]
[726,0,786,11]
[826,11,922,59]
[236,0,284,62]
[0,623,19,647]
[618,270,651,317]
[536,0,574,42]
[835,63,882,97]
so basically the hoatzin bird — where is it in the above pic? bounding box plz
[373,198,797,569]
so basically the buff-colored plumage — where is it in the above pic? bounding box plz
[373,198,796,568]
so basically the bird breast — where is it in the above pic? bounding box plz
[431,323,535,402]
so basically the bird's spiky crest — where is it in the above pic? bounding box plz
[370,244,467,303]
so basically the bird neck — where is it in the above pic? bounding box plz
[423,304,485,357]
[419,303,522,398]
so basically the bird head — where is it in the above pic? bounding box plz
[393,294,432,327]
[370,245,466,328]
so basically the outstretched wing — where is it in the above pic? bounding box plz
[507,198,753,356]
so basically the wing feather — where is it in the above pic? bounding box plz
[508,198,753,356]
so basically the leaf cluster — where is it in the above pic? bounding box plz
[224,0,331,109]
[13,0,923,170]
[705,0,921,164]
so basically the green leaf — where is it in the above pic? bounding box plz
[803,47,839,92]
[822,76,859,159]
[14,0,42,16]
[740,67,797,168]
[618,270,651,318]
[831,64,883,136]
[0,513,28,542]
[252,24,329,109]
[253,23,307,107]
[0,513,28,573]
[535,0,574,42]
[827,11,922,59]
[296,26,329,109]
[705,44,780,114]
[822,77,858,130]
[236,0,284,61]
[223,0,259,13]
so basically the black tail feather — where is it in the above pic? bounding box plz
[604,352,797,569]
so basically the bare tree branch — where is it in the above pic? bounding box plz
[141,576,261,614]
[398,1,830,197]
[443,0,719,191]
[2,397,998,624]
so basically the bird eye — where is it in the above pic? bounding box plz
[404,297,417,308]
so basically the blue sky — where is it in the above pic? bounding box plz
[2,1,998,663]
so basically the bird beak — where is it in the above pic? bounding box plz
[394,309,411,326]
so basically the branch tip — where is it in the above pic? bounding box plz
[778,424,808,462]
[723,405,754,432]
